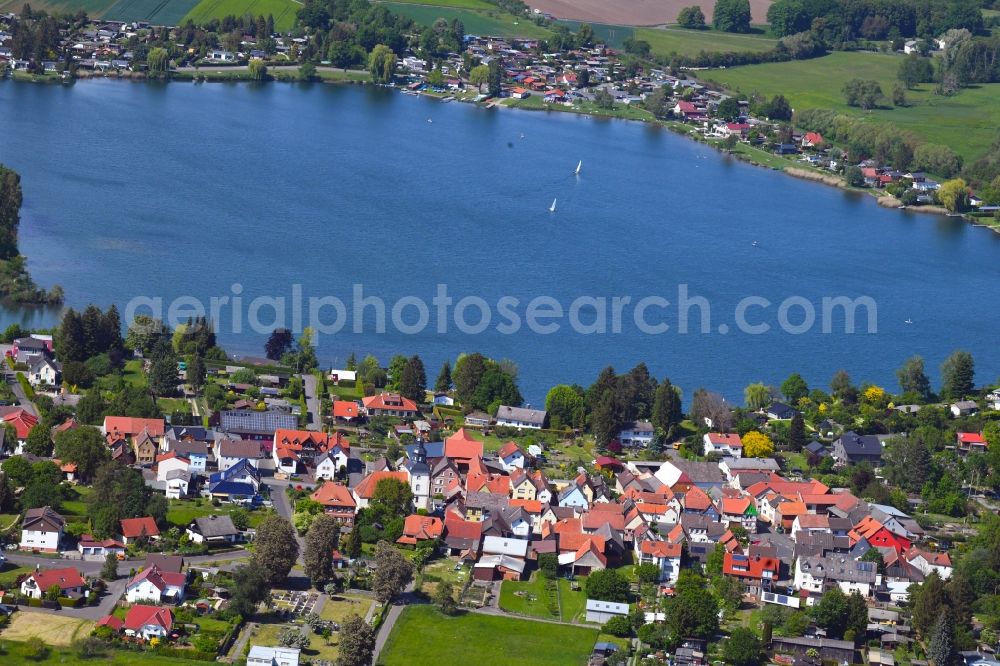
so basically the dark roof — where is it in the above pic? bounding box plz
[218,438,265,458]
[768,402,798,419]
[219,410,297,435]
[805,440,827,455]
[144,554,184,574]
[190,515,239,537]
[834,431,882,458]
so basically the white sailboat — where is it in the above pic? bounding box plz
[549,198,557,213]
[574,160,582,175]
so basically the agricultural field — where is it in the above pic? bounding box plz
[182,0,299,31]
[382,2,552,38]
[554,20,634,48]
[379,606,600,666]
[0,0,118,16]
[102,0,203,25]
[0,613,93,646]
[701,50,1000,161]
[522,0,771,26]
[386,0,494,8]
[636,26,777,57]
[0,640,211,665]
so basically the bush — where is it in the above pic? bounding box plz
[604,615,633,637]
[24,637,49,661]
[74,636,107,659]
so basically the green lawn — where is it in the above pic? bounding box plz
[380,606,599,666]
[701,50,1000,162]
[182,0,299,30]
[382,2,551,38]
[500,573,560,620]
[316,69,372,83]
[503,93,656,122]
[165,498,271,529]
[557,578,589,622]
[0,563,32,588]
[123,359,147,388]
[158,397,191,414]
[636,26,777,57]
[61,486,93,519]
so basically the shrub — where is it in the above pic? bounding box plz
[604,615,633,637]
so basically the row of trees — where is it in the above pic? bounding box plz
[766,0,985,42]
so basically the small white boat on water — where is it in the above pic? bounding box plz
[574,160,582,175]
[549,198,557,213]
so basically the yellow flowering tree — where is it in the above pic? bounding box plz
[742,431,774,458]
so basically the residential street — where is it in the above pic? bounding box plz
[265,478,306,564]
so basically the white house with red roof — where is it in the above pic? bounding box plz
[905,548,953,580]
[122,605,174,640]
[310,482,357,526]
[956,432,987,455]
[361,393,419,418]
[332,400,360,422]
[703,432,743,458]
[496,441,526,472]
[125,565,186,604]
[636,539,682,583]
[120,517,160,545]
[4,408,38,454]
[20,566,87,599]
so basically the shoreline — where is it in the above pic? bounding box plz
[4,71,999,235]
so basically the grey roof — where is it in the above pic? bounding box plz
[798,554,878,584]
[834,431,883,458]
[495,405,546,426]
[191,514,239,537]
[723,458,780,472]
[220,409,297,435]
[670,460,725,485]
[167,439,209,457]
[218,438,265,458]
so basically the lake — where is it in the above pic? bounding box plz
[1,78,998,404]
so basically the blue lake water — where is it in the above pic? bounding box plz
[1,78,998,403]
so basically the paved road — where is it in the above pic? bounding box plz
[372,584,418,661]
[265,479,306,564]
[4,371,37,416]
[6,548,250,576]
[301,373,321,431]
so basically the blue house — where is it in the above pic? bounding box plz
[208,459,263,502]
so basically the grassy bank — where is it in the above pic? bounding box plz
[702,51,1000,162]
[381,2,551,39]
[637,26,777,57]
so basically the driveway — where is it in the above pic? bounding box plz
[264,479,306,564]
[301,373,321,431]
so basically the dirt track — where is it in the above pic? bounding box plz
[527,0,771,26]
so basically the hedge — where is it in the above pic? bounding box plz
[15,372,34,399]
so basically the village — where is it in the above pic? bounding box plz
[0,310,994,666]
[2,11,998,221]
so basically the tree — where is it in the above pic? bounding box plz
[585,568,629,602]
[652,378,682,436]
[716,97,741,122]
[590,389,619,448]
[252,515,299,585]
[636,562,661,585]
[148,340,179,397]
[811,587,852,638]
[844,165,865,187]
[940,350,974,399]
[898,53,934,89]
[780,373,809,403]
[187,354,205,391]
[538,552,558,578]
[147,47,169,73]
[87,463,156,537]
[665,576,719,639]
[229,564,270,618]
[304,515,340,588]
[265,328,293,361]
[603,615,632,637]
[911,572,947,636]
[372,541,414,604]
[453,353,487,405]
[928,611,958,666]
[487,58,502,97]
[370,477,413,521]
[741,431,774,458]
[434,361,452,393]
[913,144,963,178]
[61,360,94,388]
[25,424,53,457]
[744,383,772,410]
[433,580,458,615]
[576,23,594,47]
[398,355,426,403]
[896,355,931,399]
[337,614,376,666]
[788,413,806,452]
[54,426,110,482]
[761,94,792,121]
[843,79,883,110]
[368,44,397,84]
[723,627,762,666]
[101,552,119,581]
[247,58,267,81]
[892,84,907,107]
[830,369,855,401]
[713,0,751,32]
[469,64,489,93]
[677,5,707,28]
[937,178,969,213]
[545,384,585,430]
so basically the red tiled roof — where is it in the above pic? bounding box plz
[362,393,418,413]
[706,432,743,448]
[4,408,38,439]
[509,499,542,513]
[721,497,753,515]
[497,441,522,458]
[397,515,443,544]
[683,486,712,511]
[31,567,85,591]
[443,515,483,541]
[120,517,160,539]
[124,605,173,632]
[311,483,357,509]
[103,417,165,438]
[957,432,986,445]
[445,429,484,460]
[352,470,409,500]
[640,540,682,558]
[723,550,780,579]
[333,400,360,419]
[97,615,124,631]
